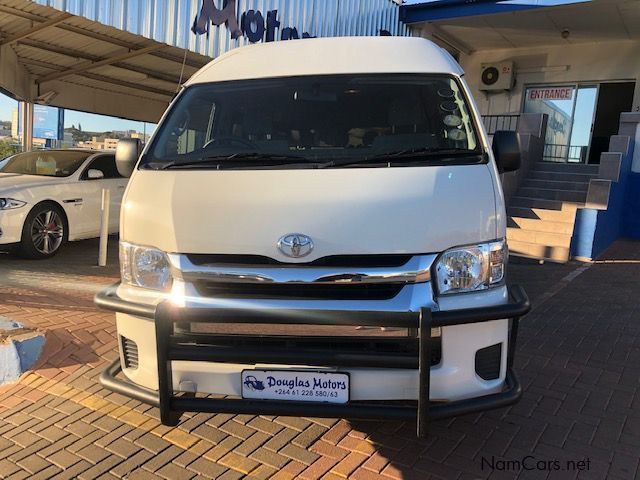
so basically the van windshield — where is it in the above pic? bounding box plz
[143,74,483,170]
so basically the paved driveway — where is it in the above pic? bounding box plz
[0,239,639,479]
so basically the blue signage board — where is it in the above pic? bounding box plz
[17,104,65,140]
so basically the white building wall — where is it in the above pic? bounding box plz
[457,40,640,117]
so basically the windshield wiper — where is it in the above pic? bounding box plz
[159,152,310,170]
[318,148,483,168]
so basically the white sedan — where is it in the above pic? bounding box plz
[0,149,127,258]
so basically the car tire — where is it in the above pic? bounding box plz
[19,202,68,259]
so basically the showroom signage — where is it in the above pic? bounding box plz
[192,0,313,42]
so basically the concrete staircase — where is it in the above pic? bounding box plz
[507,162,599,262]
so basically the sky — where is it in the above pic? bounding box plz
[0,91,155,134]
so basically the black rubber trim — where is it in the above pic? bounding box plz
[100,359,521,421]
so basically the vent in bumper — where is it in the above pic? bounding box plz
[121,336,139,369]
[475,343,502,380]
[195,282,405,301]
[173,333,442,367]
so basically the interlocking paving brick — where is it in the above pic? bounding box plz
[110,449,155,478]
[299,456,338,480]
[77,455,125,480]
[280,443,320,465]
[246,416,285,436]
[49,459,92,480]
[134,432,172,454]
[330,451,368,478]
[140,445,183,473]
[15,451,50,474]
[247,464,279,480]
[186,457,227,478]
[270,460,306,480]
[203,436,242,462]
[162,428,200,450]
[30,464,62,480]
[234,431,270,457]
[159,461,201,480]
[292,424,327,449]
[219,451,260,475]
[216,469,245,480]
[46,449,83,469]
[191,423,229,444]
[249,447,290,469]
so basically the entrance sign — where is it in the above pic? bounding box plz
[192,0,313,42]
[527,87,574,101]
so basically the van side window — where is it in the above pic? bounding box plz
[82,155,121,179]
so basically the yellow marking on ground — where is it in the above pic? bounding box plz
[163,428,201,450]
[23,372,254,476]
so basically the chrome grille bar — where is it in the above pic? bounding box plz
[167,254,436,285]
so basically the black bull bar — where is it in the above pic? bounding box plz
[96,284,530,437]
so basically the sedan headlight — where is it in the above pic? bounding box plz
[120,242,172,291]
[434,239,506,295]
[0,198,26,210]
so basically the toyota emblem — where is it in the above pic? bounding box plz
[277,233,314,258]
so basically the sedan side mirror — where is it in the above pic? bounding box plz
[492,130,521,173]
[87,169,104,180]
[116,138,142,178]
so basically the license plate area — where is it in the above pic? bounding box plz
[241,370,349,404]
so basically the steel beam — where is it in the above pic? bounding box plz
[0,13,72,46]
[37,44,166,84]
[20,57,174,97]
[17,39,183,85]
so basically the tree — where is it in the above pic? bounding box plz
[78,123,82,132]
[0,140,19,160]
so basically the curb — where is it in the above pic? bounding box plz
[0,317,46,385]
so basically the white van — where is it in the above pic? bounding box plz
[97,37,529,436]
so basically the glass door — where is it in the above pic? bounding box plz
[569,86,597,163]
[523,84,598,163]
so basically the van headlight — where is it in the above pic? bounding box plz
[120,242,172,291]
[434,239,506,295]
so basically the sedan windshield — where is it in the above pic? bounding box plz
[143,74,482,170]
[0,150,92,177]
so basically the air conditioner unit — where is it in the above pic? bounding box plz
[480,62,515,91]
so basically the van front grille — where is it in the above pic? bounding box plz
[186,253,413,268]
[121,336,139,369]
[195,282,405,301]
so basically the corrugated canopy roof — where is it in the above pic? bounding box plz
[0,0,211,122]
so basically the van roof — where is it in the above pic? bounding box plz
[185,36,463,85]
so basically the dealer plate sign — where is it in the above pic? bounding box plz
[241,370,349,404]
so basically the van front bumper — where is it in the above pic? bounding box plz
[96,284,529,437]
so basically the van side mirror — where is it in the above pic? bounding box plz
[116,138,142,178]
[492,130,521,173]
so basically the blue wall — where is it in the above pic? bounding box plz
[571,136,635,260]
[624,172,640,238]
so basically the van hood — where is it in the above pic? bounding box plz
[122,165,498,259]
[0,173,64,194]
